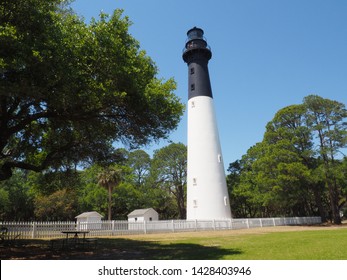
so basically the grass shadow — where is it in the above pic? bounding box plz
[0,238,242,260]
[96,238,242,260]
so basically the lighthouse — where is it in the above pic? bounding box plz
[183,27,232,220]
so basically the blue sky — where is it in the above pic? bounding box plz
[71,0,347,168]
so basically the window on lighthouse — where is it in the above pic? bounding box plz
[191,83,195,91]
[224,196,228,206]
[193,178,197,185]
[190,67,195,74]
[193,199,198,208]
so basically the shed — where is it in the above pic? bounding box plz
[75,211,103,230]
[127,208,159,222]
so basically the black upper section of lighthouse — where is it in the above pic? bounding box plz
[183,27,213,100]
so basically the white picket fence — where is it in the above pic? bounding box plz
[0,216,321,239]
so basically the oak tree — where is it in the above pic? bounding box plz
[0,0,184,181]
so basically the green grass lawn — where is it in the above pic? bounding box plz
[99,226,347,260]
[2,226,347,260]
[213,229,347,259]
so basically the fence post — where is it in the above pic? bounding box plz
[171,220,175,233]
[259,218,263,227]
[272,218,276,226]
[195,219,197,231]
[143,221,147,234]
[112,220,115,235]
[32,222,37,238]
[213,219,216,231]
[246,219,250,229]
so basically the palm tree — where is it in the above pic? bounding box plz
[98,166,122,220]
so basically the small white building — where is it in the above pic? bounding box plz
[75,211,103,230]
[127,208,159,222]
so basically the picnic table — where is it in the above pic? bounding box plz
[60,230,90,249]
[61,230,89,239]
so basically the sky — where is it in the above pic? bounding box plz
[70,0,347,169]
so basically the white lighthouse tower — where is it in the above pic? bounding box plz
[183,27,232,220]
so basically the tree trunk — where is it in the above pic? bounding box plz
[176,185,186,219]
[321,163,341,224]
[312,186,327,222]
[328,181,341,224]
[108,184,112,221]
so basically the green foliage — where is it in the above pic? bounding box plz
[127,150,151,186]
[228,95,347,222]
[303,95,347,224]
[151,143,187,219]
[74,146,186,221]
[78,164,107,217]
[0,144,188,221]
[78,182,108,218]
[113,182,143,220]
[0,170,35,220]
[0,187,10,220]
[0,0,184,181]
[34,188,79,221]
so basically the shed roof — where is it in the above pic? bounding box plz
[75,211,103,219]
[127,208,157,217]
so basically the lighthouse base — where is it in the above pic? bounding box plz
[186,95,232,220]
